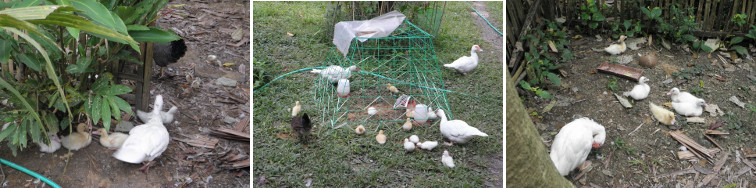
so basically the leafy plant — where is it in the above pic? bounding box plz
[726,36,748,56]
[614,137,637,155]
[519,81,552,99]
[606,76,619,92]
[0,0,178,154]
[732,14,747,27]
[724,112,743,133]
[611,19,642,39]
[747,103,756,119]
[520,19,573,97]
[746,25,756,41]
[253,58,271,90]
[577,0,605,32]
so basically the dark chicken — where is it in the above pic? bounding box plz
[290,113,312,143]
[153,39,187,78]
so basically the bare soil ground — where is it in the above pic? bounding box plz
[520,32,756,187]
[470,2,504,188]
[0,1,250,187]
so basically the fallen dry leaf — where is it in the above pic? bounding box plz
[277,133,290,139]
[231,27,243,41]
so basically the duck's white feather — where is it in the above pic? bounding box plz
[623,77,650,100]
[443,45,482,75]
[672,99,706,117]
[114,95,170,164]
[549,117,605,176]
[437,109,488,144]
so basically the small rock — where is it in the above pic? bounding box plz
[662,78,674,84]
[704,39,721,51]
[687,117,705,123]
[595,35,603,42]
[215,77,237,87]
[222,116,240,124]
[729,96,746,109]
[705,104,725,117]
[602,170,614,177]
[572,87,579,93]
[625,37,647,50]
[680,146,687,151]
[617,55,634,65]
[115,121,135,132]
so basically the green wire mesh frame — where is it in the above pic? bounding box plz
[314,20,452,131]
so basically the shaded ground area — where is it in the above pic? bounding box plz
[520,33,756,187]
[0,1,250,187]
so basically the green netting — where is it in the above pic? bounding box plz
[314,20,451,130]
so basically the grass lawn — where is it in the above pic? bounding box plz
[253,1,503,187]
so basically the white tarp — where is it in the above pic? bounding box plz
[333,11,406,57]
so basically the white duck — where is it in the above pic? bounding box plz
[94,128,129,149]
[311,65,359,84]
[336,79,350,98]
[549,117,606,176]
[443,45,483,75]
[437,109,488,145]
[672,98,707,117]
[136,106,178,124]
[441,150,455,168]
[113,95,170,173]
[623,76,650,100]
[36,133,61,153]
[604,35,627,55]
[666,87,700,103]
[61,123,93,151]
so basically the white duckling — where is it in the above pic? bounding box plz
[443,45,483,75]
[94,128,129,149]
[310,65,359,84]
[437,109,488,145]
[336,79,350,98]
[672,98,707,117]
[623,76,650,100]
[61,123,93,150]
[409,135,420,143]
[136,106,178,124]
[36,133,61,153]
[403,138,415,152]
[666,87,700,103]
[441,150,455,168]
[549,117,606,176]
[417,141,438,150]
[604,35,627,55]
[114,95,170,173]
[649,102,676,126]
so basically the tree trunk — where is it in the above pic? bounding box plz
[506,68,574,187]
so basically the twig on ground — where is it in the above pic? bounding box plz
[628,123,644,136]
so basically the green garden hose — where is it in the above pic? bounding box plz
[0,158,61,188]
[471,6,503,36]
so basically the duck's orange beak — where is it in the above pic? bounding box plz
[592,142,601,148]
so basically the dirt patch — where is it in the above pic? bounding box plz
[0,1,250,187]
[522,33,756,187]
[470,2,504,188]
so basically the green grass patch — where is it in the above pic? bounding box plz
[253,2,502,187]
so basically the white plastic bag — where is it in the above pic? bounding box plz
[333,11,406,57]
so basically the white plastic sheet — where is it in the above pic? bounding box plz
[333,11,406,57]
